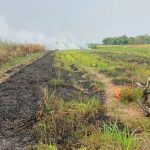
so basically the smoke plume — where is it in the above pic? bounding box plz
[0,16,87,50]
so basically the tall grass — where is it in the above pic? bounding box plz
[0,42,45,65]
[26,144,57,150]
[81,122,138,150]
[102,122,137,150]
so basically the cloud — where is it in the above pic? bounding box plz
[0,16,86,50]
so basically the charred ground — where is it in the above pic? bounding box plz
[0,52,56,149]
[0,48,150,150]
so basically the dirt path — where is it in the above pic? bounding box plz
[85,68,143,121]
[0,52,56,150]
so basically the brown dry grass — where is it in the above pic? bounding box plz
[0,42,45,64]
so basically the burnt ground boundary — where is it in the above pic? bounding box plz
[0,52,56,150]
[0,51,109,150]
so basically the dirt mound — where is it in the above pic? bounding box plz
[0,52,56,150]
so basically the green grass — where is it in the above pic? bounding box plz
[56,46,150,104]
[81,122,138,150]
[56,50,107,71]
[101,123,137,150]
[26,144,57,150]
[93,44,150,53]
[57,45,150,84]
[92,46,150,83]
[49,77,66,88]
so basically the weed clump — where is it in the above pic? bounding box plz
[120,86,142,103]
[34,87,105,149]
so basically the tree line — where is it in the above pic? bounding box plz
[102,35,150,45]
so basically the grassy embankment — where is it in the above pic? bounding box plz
[0,42,45,79]
[28,48,150,150]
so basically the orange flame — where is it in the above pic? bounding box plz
[113,86,121,100]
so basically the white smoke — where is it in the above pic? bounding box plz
[0,16,87,50]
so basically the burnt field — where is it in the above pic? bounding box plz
[0,52,107,150]
[0,48,150,150]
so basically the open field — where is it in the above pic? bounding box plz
[0,45,150,150]
[60,45,150,84]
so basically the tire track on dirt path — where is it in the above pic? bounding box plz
[0,52,56,150]
[84,68,143,121]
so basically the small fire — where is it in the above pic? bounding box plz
[113,86,121,100]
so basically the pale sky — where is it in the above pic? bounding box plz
[0,0,150,48]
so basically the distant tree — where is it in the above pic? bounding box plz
[102,35,150,45]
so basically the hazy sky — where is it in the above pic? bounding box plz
[0,0,150,46]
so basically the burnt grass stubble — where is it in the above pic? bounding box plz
[0,51,124,150]
[0,52,57,149]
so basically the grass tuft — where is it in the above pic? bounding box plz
[120,86,142,103]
